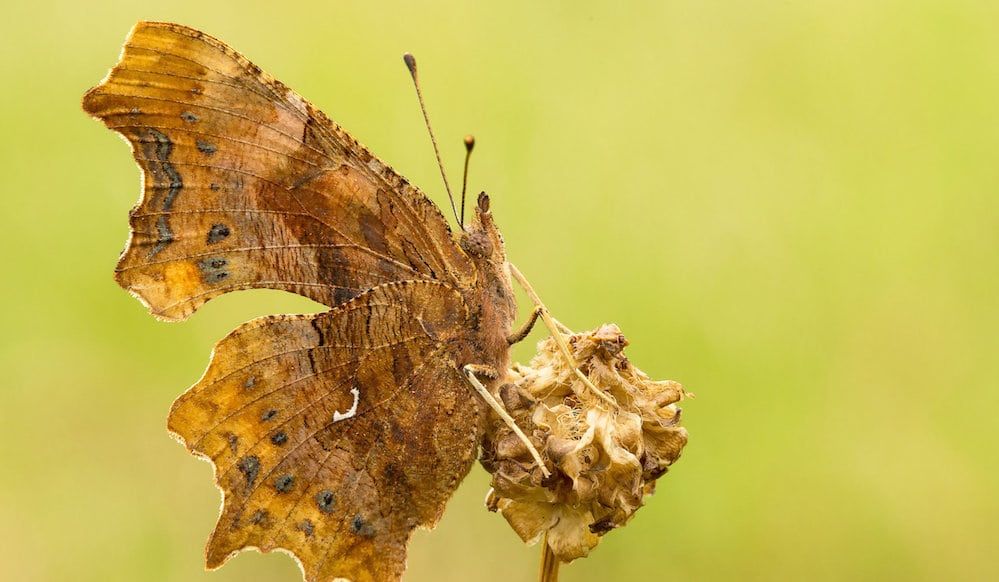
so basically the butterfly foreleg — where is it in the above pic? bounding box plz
[462,364,551,478]
[507,263,619,408]
[507,306,542,345]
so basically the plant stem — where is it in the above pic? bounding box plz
[539,533,561,582]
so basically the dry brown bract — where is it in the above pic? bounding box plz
[482,324,689,562]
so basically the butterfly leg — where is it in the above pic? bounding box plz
[507,306,542,345]
[463,364,552,478]
[507,263,619,408]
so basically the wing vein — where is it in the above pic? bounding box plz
[107,122,320,168]
[95,91,327,159]
[116,243,423,279]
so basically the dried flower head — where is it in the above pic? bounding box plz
[481,324,689,562]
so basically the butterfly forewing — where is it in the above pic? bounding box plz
[82,21,473,320]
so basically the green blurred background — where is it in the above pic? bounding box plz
[2,1,997,580]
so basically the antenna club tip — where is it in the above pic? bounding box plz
[403,53,417,76]
[464,134,475,150]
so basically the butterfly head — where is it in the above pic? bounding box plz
[459,192,505,261]
[460,191,518,356]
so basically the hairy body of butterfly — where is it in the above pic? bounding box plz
[83,21,524,582]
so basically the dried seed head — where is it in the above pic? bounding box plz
[481,324,689,562]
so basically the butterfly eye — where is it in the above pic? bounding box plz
[460,231,493,258]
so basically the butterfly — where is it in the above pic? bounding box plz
[81,21,573,582]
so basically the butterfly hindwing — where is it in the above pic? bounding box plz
[168,281,484,582]
[82,21,474,320]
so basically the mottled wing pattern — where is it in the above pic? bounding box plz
[168,281,484,582]
[82,21,473,320]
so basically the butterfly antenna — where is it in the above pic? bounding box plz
[460,135,475,227]
[403,53,463,230]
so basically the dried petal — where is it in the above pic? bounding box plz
[482,324,690,562]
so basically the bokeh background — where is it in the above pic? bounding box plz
[2,1,997,580]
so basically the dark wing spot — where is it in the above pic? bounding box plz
[297,519,314,537]
[261,409,277,422]
[207,223,231,244]
[274,474,295,493]
[315,490,335,514]
[227,434,239,455]
[180,111,199,123]
[142,129,182,258]
[351,515,375,537]
[250,509,270,526]
[270,431,287,446]
[152,215,175,257]
[244,376,256,389]
[197,257,229,283]
[196,139,217,155]
[237,456,260,488]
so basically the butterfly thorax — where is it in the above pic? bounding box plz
[457,193,517,373]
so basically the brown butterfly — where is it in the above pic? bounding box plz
[81,21,596,582]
